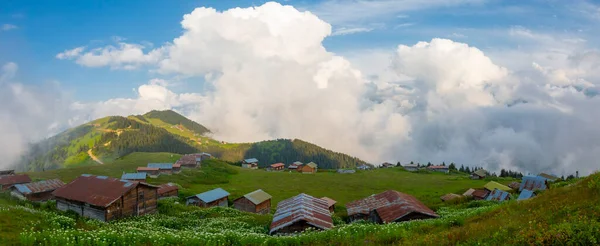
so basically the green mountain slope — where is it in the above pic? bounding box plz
[18,110,368,171]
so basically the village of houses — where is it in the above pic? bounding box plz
[0,154,559,235]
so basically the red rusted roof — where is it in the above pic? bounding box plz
[0,174,31,186]
[270,193,333,234]
[52,174,155,208]
[158,183,179,195]
[13,179,65,194]
[346,190,438,223]
[321,197,337,207]
[173,164,181,168]
[471,189,490,199]
[270,163,285,168]
[137,167,160,171]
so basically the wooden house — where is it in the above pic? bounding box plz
[486,188,511,202]
[187,188,230,208]
[301,162,318,174]
[471,189,490,200]
[52,174,159,222]
[321,197,337,213]
[172,164,181,173]
[175,153,209,168]
[10,179,65,202]
[242,158,259,169]
[269,163,285,171]
[136,167,160,178]
[0,170,15,177]
[269,193,333,235]
[121,172,147,182]
[0,174,31,191]
[157,183,179,199]
[147,163,174,174]
[346,190,439,224]
[471,169,487,179]
[427,165,449,173]
[233,189,272,214]
[381,162,395,168]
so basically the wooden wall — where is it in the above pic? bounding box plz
[158,190,178,199]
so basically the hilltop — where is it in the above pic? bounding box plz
[17,110,368,171]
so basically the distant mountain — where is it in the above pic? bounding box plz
[17,110,368,171]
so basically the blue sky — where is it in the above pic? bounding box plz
[1,0,598,101]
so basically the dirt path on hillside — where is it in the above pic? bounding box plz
[88,149,104,164]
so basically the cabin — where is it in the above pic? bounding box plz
[486,188,511,202]
[321,197,337,213]
[187,188,230,208]
[346,190,439,224]
[175,153,209,168]
[427,165,449,173]
[471,169,487,179]
[519,176,549,192]
[10,179,65,202]
[517,189,536,201]
[121,173,147,182]
[157,183,179,199]
[52,174,159,222]
[233,189,272,214]
[172,164,181,173]
[136,167,160,178]
[381,162,395,168]
[471,189,490,200]
[403,164,419,172]
[484,181,512,192]
[0,174,31,191]
[269,163,285,171]
[0,170,15,177]
[538,173,559,182]
[242,158,259,169]
[301,162,318,174]
[287,164,300,171]
[440,193,462,202]
[147,163,174,174]
[269,193,333,235]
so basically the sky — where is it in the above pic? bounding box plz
[1,0,600,175]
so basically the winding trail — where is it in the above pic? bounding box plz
[88,149,104,164]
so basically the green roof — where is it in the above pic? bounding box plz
[473,169,487,177]
[484,181,512,192]
[243,189,272,205]
[306,162,317,168]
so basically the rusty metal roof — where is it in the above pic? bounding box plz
[173,164,181,168]
[519,176,548,191]
[321,197,337,207]
[0,170,15,176]
[270,193,333,234]
[0,174,31,186]
[158,183,179,195]
[52,174,153,208]
[270,163,285,168]
[508,182,521,190]
[13,179,64,195]
[486,189,511,202]
[137,167,160,171]
[346,190,439,223]
[471,189,490,199]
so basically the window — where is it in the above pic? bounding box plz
[139,191,144,201]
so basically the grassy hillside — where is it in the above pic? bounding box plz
[18,110,368,171]
[4,162,598,245]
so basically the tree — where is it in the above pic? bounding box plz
[465,166,471,173]
[410,161,414,165]
[442,162,446,166]
[459,165,465,172]
[427,162,432,167]
[396,161,402,167]
[449,163,457,171]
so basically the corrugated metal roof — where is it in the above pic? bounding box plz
[0,174,31,186]
[13,179,64,194]
[519,176,548,191]
[270,163,285,168]
[243,189,272,205]
[158,183,179,195]
[0,170,15,176]
[147,163,173,169]
[440,193,462,202]
[484,181,512,192]
[346,190,438,223]
[471,189,490,199]
[485,189,511,202]
[121,173,147,180]
[173,164,181,168]
[176,153,210,165]
[293,161,303,165]
[270,193,333,234]
[52,175,153,207]
[306,162,317,168]
[538,173,559,181]
[472,169,487,177]
[321,197,337,207]
[244,158,258,163]
[190,188,230,203]
[463,188,476,197]
[508,182,521,190]
[137,167,160,171]
[517,189,535,200]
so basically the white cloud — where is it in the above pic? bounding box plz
[331,27,373,36]
[1,24,17,31]
[56,43,165,70]
[393,23,415,29]
[56,47,86,60]
[448,32,467,38]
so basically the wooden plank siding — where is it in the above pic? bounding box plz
[233,197,271,214]
[188,196,229,208]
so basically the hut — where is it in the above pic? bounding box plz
[484,181,512,192]
[269,163,285,171]
[517,189,536,201]
[471,169,487,179]
[52,174,159,222]
[157,183,179,199]
[403,164,419,172]
[0,170,15,177]
[269,193,333,235]
[147,163,174,174]
[10,179,65,202]
[301,162,318,174]
[233,189,272,214]
[321,197,337,213]
[346,190,439,224]
[519,176,549,192]
[288,164,300,171]
[381,162,395,168]
[186,188,230,208]
[121,173,147,182]
[508,182,521,190]
[0,174,31,191]
[471,189,490,200]
[242,158,259,169]
[486,188,511,202]
[440,193,462,202]
[136,167,160,178]
[172,164,181,173]
[427,165,449,173]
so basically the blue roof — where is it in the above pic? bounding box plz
[121,173,147,180]
[244,158,258,163]
[486,189,511,202]
[517,189,536,200]
[191,188,230,203]
[519,176,548,191]
[13,184,32,194]
[147,163,173,169]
